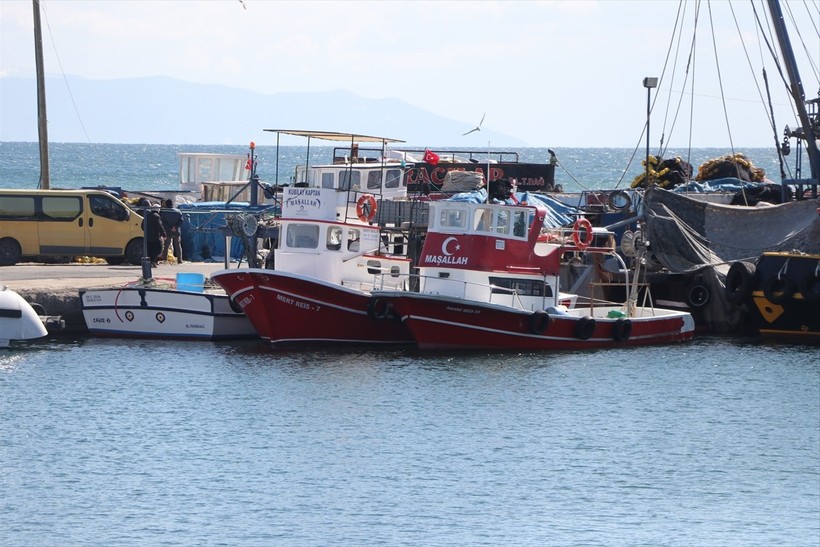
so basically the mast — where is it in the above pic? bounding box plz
[766,0,819,189]
[33,0,49,189]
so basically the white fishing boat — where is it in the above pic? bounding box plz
[0,285,48,348]
[79,273,257,341]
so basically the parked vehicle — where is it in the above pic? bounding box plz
[0,189,144,266]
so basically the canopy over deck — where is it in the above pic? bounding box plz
[263,129,404,144]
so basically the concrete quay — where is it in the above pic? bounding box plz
[1,261,235,335]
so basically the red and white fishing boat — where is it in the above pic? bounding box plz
[369,199,695,351]
[211,131,415,346]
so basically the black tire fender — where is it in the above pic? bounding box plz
[528,310,550,335]
[574,316,596,340]
[687,283,710,308]
[229,297,244,314]
[725,261,756,305]
[764,275,794,304]
[607,190,632,211]
[611,318,633,342]
[367,297,391,320]
[798,270,820,302]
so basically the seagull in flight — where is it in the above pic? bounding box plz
[462,113,485,136]
[239,0,247,9]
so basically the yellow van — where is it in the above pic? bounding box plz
[0,189,145,266]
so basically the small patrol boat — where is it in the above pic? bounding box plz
[0,285,48,348]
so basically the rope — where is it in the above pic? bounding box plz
[40,1,92,144]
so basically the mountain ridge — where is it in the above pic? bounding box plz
[0,76,527,147]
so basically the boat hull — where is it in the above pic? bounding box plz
[372,293,695,351]
[211,269,413,346]
[729,252,820,343]
[80,287,258,341]
[0,287,48,348]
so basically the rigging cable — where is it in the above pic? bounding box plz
[706,2,740,165]
[728,1,786,182]
[41,0,92,144]
[685,1,701,171]
[751,1,796,110]
[783,0,819,82]
[657,0,689,160]
[751,0,800,180]
[763,68,789,181]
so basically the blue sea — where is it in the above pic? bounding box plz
[0,141,799,192]
[1,142,819,546]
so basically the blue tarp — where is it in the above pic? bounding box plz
[673,177,763,193]
[446,189,578,228]
[179,202,275,262]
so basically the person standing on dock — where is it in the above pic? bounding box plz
[139,199,166,267]
[160,198,184,264]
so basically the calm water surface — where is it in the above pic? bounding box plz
[1,142,818,544]
[1,336,817,546]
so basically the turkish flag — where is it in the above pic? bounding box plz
[424,149,440,165]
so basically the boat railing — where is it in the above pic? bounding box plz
[342,146,522,164]
[578,249,661,317]
[373,272,552,311]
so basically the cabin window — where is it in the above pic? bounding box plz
[326,226,342,250]
[385,169,401,189]
[473,208,493,232]
[90,195,129,221]
[366,259,381,275]
[321,172,335,189]
[196,157,214,181]
[366,171,382,190]
[512,210,529,237]
[440,209,467,229]
[217,158,239,181]
[495,210,511,235]
[42,196,82,220]
[286,223,319,249]
[489,277,553,297]
[339,171,361,191]
[347,228,360,251]
[0,196,36,219]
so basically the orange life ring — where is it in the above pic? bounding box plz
[356,194,378,223]
[572,217,594,249]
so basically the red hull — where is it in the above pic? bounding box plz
[212,269,412,345]
[374,293,694,351]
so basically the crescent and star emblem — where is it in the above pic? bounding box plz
[442,237,460,256]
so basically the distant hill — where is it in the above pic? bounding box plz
[0,75,526,147]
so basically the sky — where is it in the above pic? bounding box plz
[1,0,818,148]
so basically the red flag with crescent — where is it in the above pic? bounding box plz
[424,149,440,165]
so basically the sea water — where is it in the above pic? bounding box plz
[0,141,796,192]
[0,143,818,545]
[0,337,817,545]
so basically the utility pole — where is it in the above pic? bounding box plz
[33,0,50,189]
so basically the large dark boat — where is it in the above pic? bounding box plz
[614,0,819,342]
[725,251,820,343]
